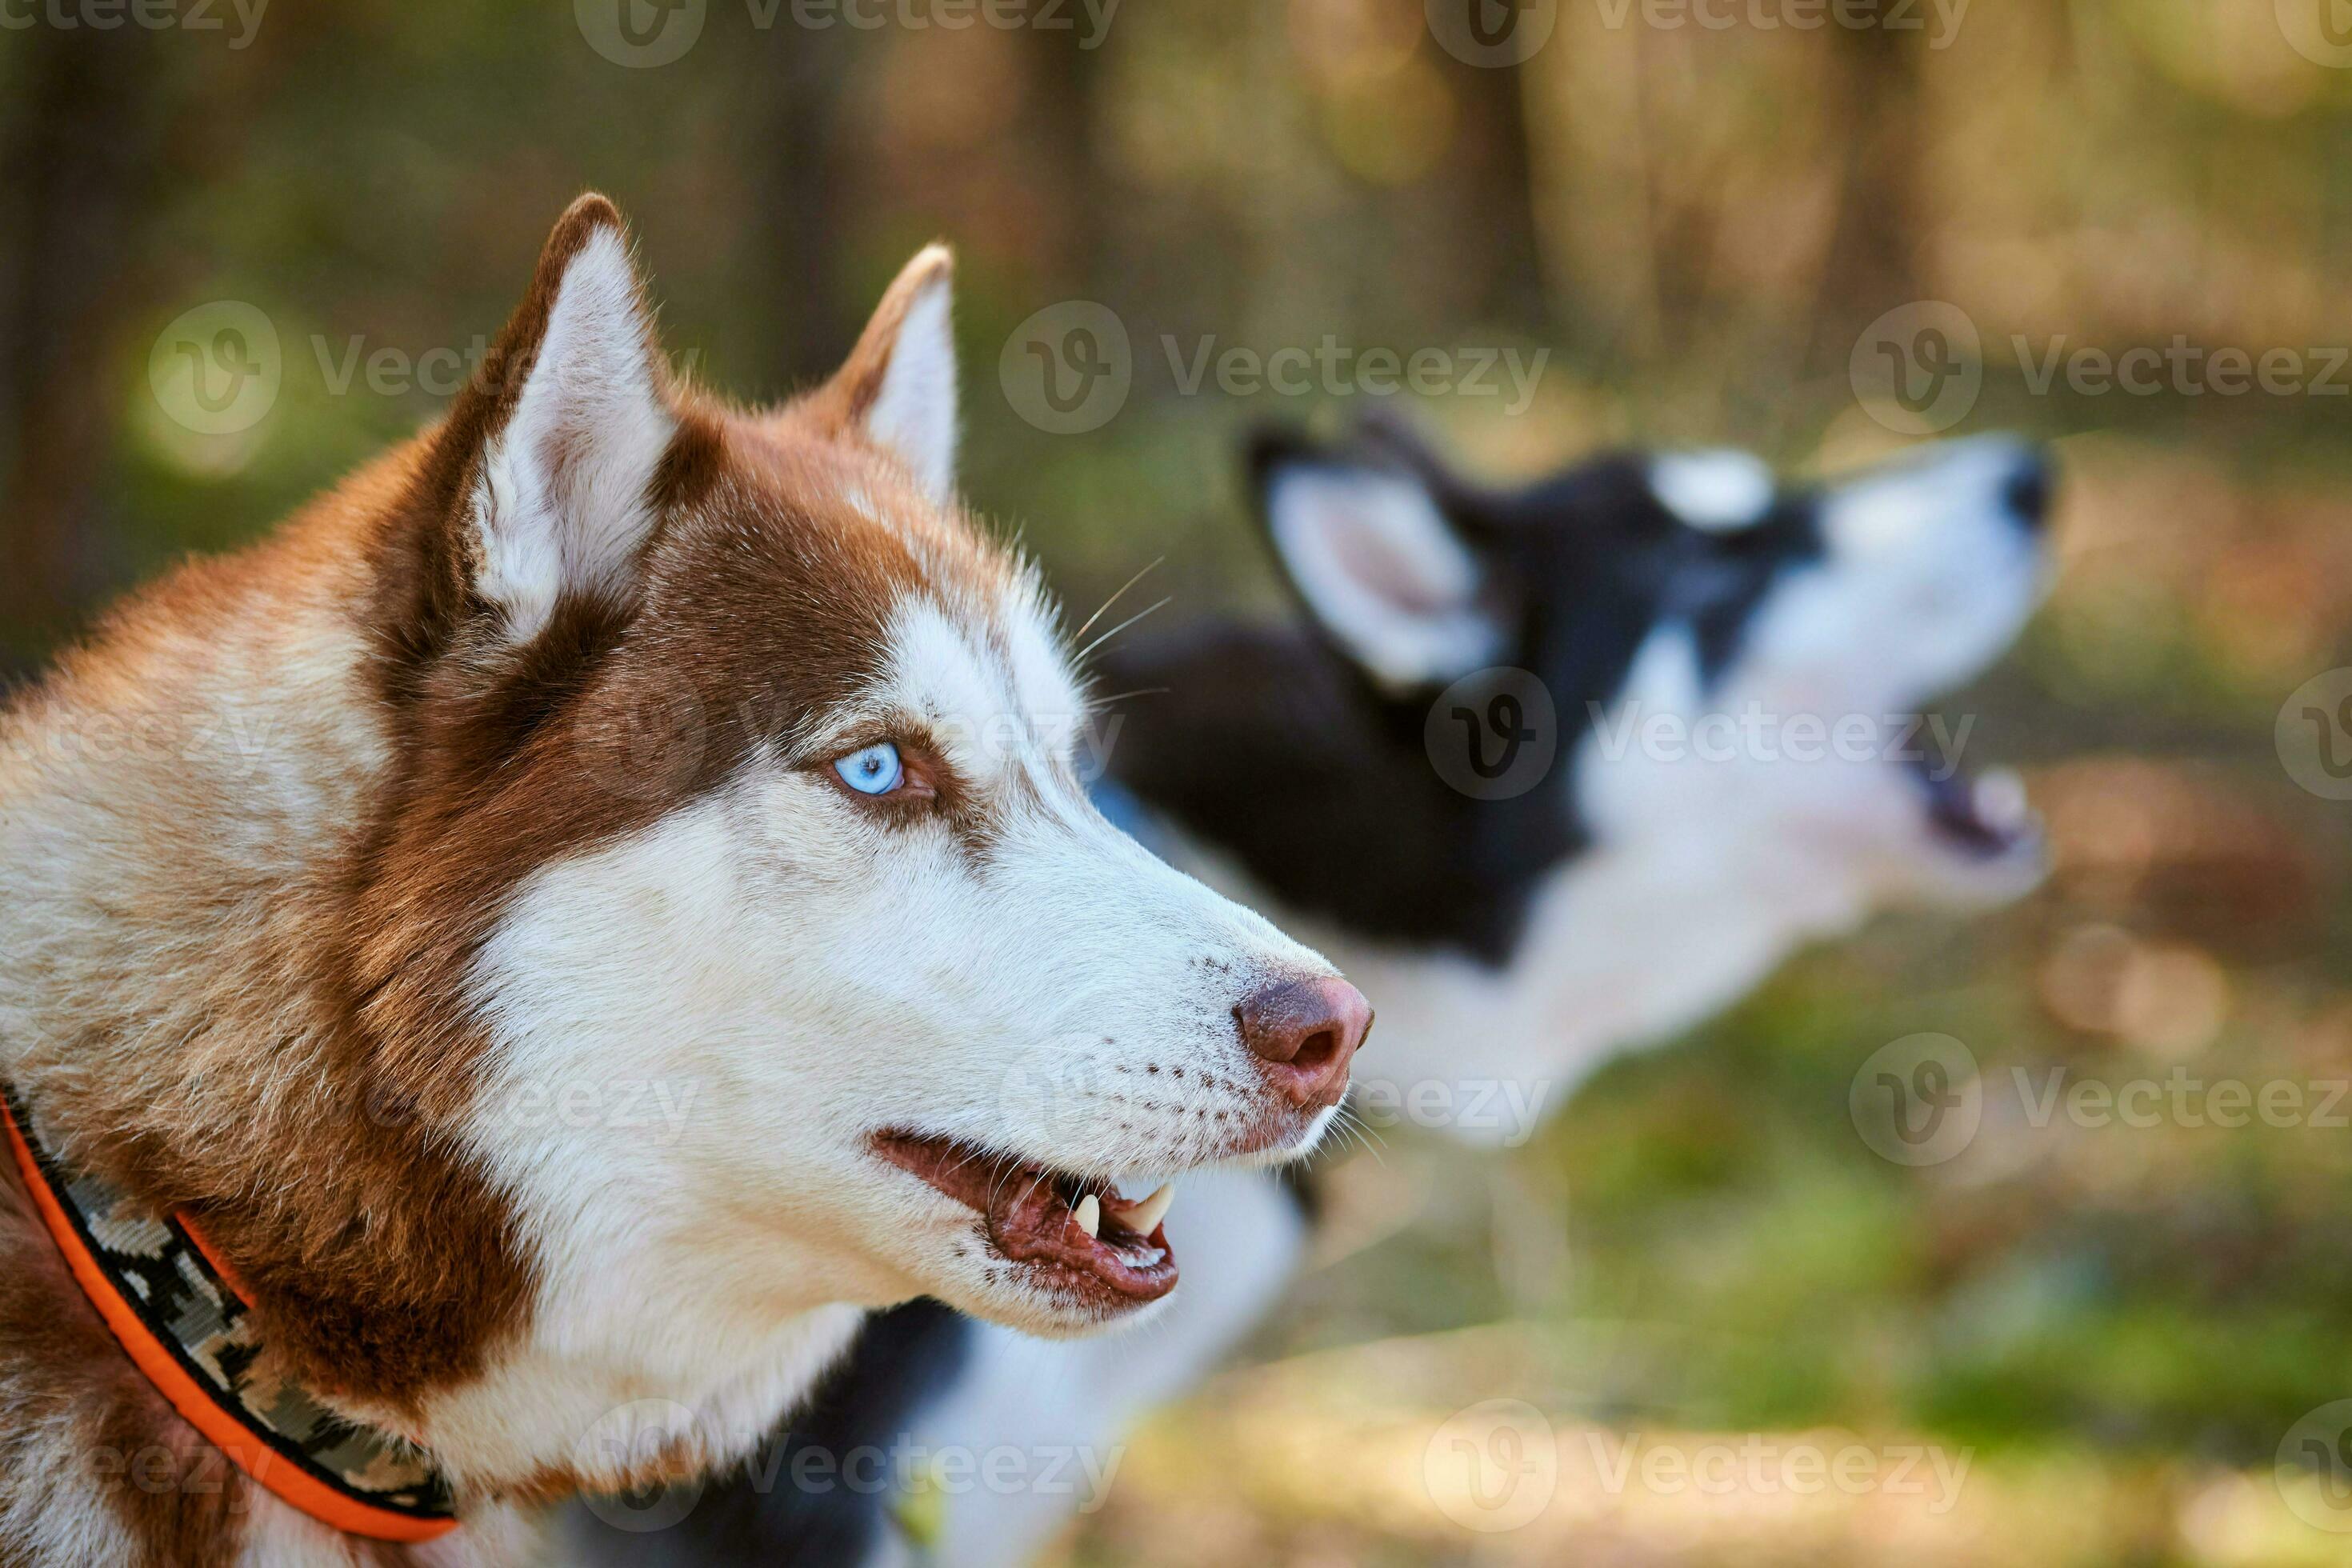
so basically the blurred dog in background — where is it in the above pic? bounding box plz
[582,423,2054,1567]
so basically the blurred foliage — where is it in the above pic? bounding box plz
[8,0,2352,1562]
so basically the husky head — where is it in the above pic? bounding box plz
[1245,419,2052,939]
[372,200,1368,1345]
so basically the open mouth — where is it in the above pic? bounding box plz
[871,1131,1180,1307]
[1904,740,2035,858]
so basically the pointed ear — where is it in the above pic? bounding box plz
[442,194,674,643]
[811,246,958,504]
[1250,428,1504,691]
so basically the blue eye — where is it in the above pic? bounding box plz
[834,742,904,797]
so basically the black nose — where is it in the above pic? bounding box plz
[2002,449,2054,534]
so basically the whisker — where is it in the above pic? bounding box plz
[1330,1103,1388,1164]
[1072,558,1164,646]
[1074,596,1171,667]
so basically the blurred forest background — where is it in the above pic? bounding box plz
[7,1,2352,1562]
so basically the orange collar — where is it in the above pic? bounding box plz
[1,1086,459,1544]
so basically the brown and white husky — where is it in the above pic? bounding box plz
[0,197,1367,1566]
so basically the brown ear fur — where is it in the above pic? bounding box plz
[187,200,690,1412]
[794,244,954,439]
[441,192,662,485]
[367,194,674,698]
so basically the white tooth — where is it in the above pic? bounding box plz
[1074,1194,1101,1239]
[1974,768,2030,831]
[1108,1182,1174,1237]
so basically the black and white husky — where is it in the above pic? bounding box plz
[584,422,2053,1566]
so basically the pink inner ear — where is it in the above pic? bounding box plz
[1323,507,1458,616]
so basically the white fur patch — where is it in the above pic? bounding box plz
[1650,450,1774,532]
[443,574,1349,1482]
[473,227,673,642]
[1265,466,1499,690]
[1004,580,1086,762]
[866,275,959,505]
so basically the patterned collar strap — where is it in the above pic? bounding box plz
[0,1086,459,1543]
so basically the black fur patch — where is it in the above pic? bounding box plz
[1098,434,1822,966]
